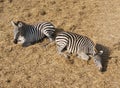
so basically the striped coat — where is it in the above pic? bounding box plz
[11,21,55,47]
[55,31,103,71]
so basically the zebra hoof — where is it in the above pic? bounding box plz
[66,55,70,59]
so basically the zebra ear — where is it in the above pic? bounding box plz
[11,21,17,27]
[18,22,23,28]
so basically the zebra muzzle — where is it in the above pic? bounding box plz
[13,39,18,44]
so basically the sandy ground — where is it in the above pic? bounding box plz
[0,0,120,88]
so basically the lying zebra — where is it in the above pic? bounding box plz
[55,31,103,71]
[11,21,55,47]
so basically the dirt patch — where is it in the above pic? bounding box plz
[0,0,120,88]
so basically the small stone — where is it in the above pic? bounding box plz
[26,76,31,80]
[82,6,86,9]
[50,1,56,5]
[79,11,84,15]
[56,8,62,12]
[8,0,12,3]
[73,1,77,4]
[0,0,4,2]
[6,79,11,83]
[40,10,46,16]
[69,25,76,32]
[0,7,3,13]
[27,13,32,17]
[0,68,2,71]
[61,77,65,82]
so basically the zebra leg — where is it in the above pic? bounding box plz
[57,46,75,64]
[77,52,89,61]
[22,42,32,47]
[42,35,54,47]
[49,36,54,42]
[44,31,55,42]
[57,46,70,59]
[93,55,102,71]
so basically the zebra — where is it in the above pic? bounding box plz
[55,31,103,71]
[11,21,55,47]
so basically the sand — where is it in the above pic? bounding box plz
[0,0,120,88]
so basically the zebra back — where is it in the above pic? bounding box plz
[55,32,97,55]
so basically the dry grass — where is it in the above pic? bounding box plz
[0,0,120,88]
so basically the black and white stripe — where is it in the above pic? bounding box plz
[11,21,55,47]
[55,31,103,71]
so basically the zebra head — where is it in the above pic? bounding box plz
[11,21,26,44]
[94,50,103,71]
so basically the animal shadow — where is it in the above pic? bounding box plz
[96,44,111,72]
[55,27,64,35]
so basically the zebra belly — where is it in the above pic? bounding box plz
[77,46,94,55]
[67,44,78,54]
[25,33,45,43]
